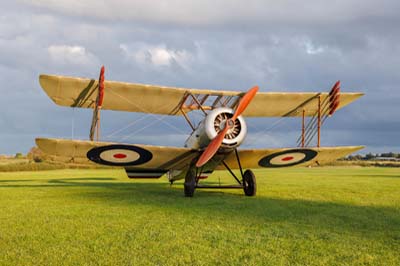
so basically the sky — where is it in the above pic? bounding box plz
[0,0,399,155]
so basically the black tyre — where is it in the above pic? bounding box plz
[243,169,256,196]
[184,168,196,197]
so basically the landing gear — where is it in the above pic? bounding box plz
[184,168,196,197]
[189,149,257,197]
[243,169,256,196]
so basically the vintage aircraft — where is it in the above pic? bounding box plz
[36,66,364,197]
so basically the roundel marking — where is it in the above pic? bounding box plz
[258,149,317,168]
[99,149,140,163]
[87,145,153,166]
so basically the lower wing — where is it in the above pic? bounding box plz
[36,138,198,177]
[36,138,363,174]
[217,146,364,169]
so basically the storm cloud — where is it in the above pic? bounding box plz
[0,0,399,154]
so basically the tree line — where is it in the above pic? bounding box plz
[345,152,400,161]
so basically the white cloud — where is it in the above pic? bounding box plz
[24,0,400,26]
[120,43,192,68]
[298,39,325,55]
[47,45,99,66]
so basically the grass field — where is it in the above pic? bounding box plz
[0,167,399,265]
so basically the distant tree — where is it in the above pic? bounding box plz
[348,154,363,161]
[356,154,364,160]
[365,153,374,160]
[27,147,46,163]
[15,153,24,159]
[381,152,395,158]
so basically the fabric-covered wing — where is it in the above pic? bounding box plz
[217,146,364,169]
[39,74,363,117]
[36,138,198,172]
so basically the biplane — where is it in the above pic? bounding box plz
[36,66,364,197]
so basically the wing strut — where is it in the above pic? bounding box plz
[298,81,341,147]
[89,66,105,141]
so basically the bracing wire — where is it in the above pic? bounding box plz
[244,116,288,146]
[108,89,187,134]
[298,98,333,147]
[102,89,188,142]
[295,96,331,146]
[119,117,167,142]
[104,114,152,139]
[71,108,75,139]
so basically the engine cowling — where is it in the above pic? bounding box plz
[184,107,247,150]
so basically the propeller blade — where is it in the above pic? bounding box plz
[195,86,259,168]
[196,126,229,167]
[232,86,258,120]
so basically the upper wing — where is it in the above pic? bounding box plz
[39,74,363,117]
[217,146,364,169]
[36,138,198,172]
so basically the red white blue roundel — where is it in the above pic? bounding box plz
[87,145,152,166]
[258,149,317,168]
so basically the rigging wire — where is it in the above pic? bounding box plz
[104,114,152,139]
[119,117,170,142]
[295,96,331,146]
[244,116,288,146]
[239,91,290,146]
[71,108,75,139]
[102,89,188,142]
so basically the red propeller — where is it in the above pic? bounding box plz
[195,86,259,168]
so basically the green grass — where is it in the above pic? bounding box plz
[0,167,399,265]
[0,158,110,172]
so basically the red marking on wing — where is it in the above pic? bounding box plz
[98,65,105,106]
[113,153,127,159]
[282,156,294,161]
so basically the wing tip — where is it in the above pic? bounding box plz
[38,74,61,104]
[35,137,49,145]
[353,92,365,98]
[316,145,365,151]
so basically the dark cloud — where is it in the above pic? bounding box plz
[0,1,399,154]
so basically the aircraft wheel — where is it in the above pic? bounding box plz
[184,169,196,197]
[243,169,256,196]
